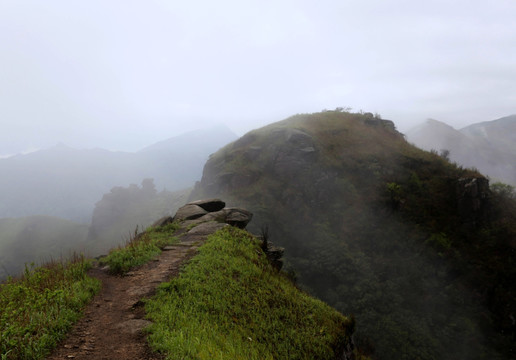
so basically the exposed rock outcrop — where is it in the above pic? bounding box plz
[154,199,253,231]
[456,177,490,228]
[166,200,287,271]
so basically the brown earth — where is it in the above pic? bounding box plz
[47,222,226,360]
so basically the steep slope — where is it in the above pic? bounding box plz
[0,126,237,223]
[190,111,515,359]
[406,116,516,186]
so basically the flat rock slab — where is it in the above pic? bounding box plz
[187,222,228,236]
[187,198,226,212]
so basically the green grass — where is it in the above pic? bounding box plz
[145,226,354,360]
[0,255,100,360]
[100,222,179,275]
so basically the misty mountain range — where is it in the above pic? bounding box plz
[0,112,515,358]
[406,114,516,186]
[0,125,237,223]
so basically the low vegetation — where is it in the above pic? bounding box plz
[100,222,179,275]
[0,255,100,360]
[145,226,354,360]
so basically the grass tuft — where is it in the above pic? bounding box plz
[100,222,179,275]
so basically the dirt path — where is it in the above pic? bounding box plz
[47,223,222,360]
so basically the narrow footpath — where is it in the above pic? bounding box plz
[47,223,220,360]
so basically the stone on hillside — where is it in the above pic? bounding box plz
[187,222,228,236]
[196,208,230,223]
[188,198,226,212]
[151,216,174,228]
[225,208,253,229]
[173,204,208,221]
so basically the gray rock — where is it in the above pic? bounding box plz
[225,208,253,229]
[196,208,230,223]
[173,204,208,221]
[187,221,228,236]
[187,198,226,212]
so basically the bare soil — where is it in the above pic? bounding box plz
[47,227,212,360]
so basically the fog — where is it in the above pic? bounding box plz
[1,0,516,156]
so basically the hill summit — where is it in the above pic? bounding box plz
[191,111,515,359]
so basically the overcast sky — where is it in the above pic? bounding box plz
[1,0,515,155]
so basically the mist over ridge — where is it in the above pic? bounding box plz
[0,125,237,222]
[406,114,516,186]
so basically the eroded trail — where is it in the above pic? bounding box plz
[47,225,217,360]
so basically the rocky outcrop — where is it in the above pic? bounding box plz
[456,177,490,228]
[153,198,253,230]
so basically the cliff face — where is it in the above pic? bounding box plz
[191,111,515,359]
[456,177,490,228]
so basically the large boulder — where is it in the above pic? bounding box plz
[225,208,253,229]
[173,204,208,221]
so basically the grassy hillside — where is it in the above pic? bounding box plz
[0,216,89,281]
[1,212,356,359]
[145,226,355,360]
[191,111,515,359]
[0,256,100,359]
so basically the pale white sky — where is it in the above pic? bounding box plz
[1,0,515,154]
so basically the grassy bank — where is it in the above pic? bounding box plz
[145,226,354,359]
[0,255,100,360]
[100,222,179,275]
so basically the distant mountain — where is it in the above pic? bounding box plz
[0,125,237,222]
[190,111,515,359]
[406,115,516,186]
